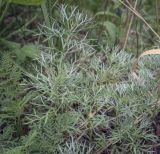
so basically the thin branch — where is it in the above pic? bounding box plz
[118,0,160,40]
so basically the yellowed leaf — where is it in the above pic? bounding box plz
[139,49,160,58]
[131,49,160,80]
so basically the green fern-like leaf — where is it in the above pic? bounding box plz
[0,52,24,152]
[0,53,22,103]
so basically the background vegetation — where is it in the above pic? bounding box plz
[0,0,160,153]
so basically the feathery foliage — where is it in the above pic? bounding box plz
[0,3,160,154]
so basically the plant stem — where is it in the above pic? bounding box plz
[41,1,53,47]
[155,0,159,33]
[118,0,160,41]
[122,0,138,50]
[0,0,10,24]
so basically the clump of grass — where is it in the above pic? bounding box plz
[0,5,160,154]
[23,5,160,154]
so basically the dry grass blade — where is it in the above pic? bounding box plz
[118,0,160,40]
[131,49,160,80]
